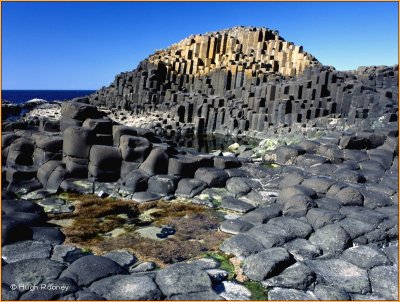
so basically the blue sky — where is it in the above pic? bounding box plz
[2,2,398,90]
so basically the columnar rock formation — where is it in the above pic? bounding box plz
[88,26,398,138]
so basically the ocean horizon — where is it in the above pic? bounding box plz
[2,89,96,104]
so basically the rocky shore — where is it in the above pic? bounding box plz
[2,97,398,300]
[2,26,398,301]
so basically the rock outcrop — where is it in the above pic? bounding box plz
[87,26,397,139]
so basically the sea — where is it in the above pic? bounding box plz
[2,90,96,104]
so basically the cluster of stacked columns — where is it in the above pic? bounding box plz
[89,26,398,137]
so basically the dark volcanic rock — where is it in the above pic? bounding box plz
[220,234,265,259]
[305,258,371,294]
[242,247,293,281]
[262,262,316,290]
[194,167,229,187]
[2,259,66,287]
[2,240,52,263]
[60,255,127,286]
[139,147,169,176]
[63,127,95,158]
[89,275,162,300]
[1,216,33,246]
[309,224,351,254]
[175,178,207,197]
[155,263,212,297]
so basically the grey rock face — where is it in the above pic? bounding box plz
[102,250,138,268]
[239,203,283,225]
[220,219,254,234]
[262,262,316,290]
[341,245,390,269]
[139,147,169,176]
[242,247,293,281]
[147,174,180,195]
[175,178,207,197]
[194,167,229,187]
[305,259,371,294]
[2,240,52,263]
[220,196,255,213]
[225,177,252,196]
[309,224,351,254]
[60,255,127,286]
[2,259,67,288]
[220,234,265,259]
[267,216,313,239]
[63,127,95,158]
[283,238,322,261]
[155,263,212,297]
[306,208,345,229]
[246,224,294,249]
[31,226,65,244]
[89,275,162,300]
[335,186,364,206]
[313,284,350,300]
[369,265,398,300]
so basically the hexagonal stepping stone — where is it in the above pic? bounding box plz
[155,263,212,297]
[309,224,351,254]
[337,217,376,239]
[60,255,127,286]
[302,176,336,194]
[2,240,52,263]
[31,227,65,244]
[220,234,264,259]
[283,239,322,261]
[306,208,345,229]
[341,245,390,269]
[194,167,229,187]
[246,224,294,249]
[262,262,315,290]
[102,250,138,269]
[225,177,252,196]
[305,259,371,294]
[2,259,66,288]
[89,275,161,300]
[239,203,283,225]
[147,175,180,196]
[51,244,90,264]
[175,178,207,198]
[382,244,398,265]
[220,196,255,213]
[267,217,313,239]
[1,283,21,300]
[2,216,33,246]
[242,247,293,281]
[220,219,254,235]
